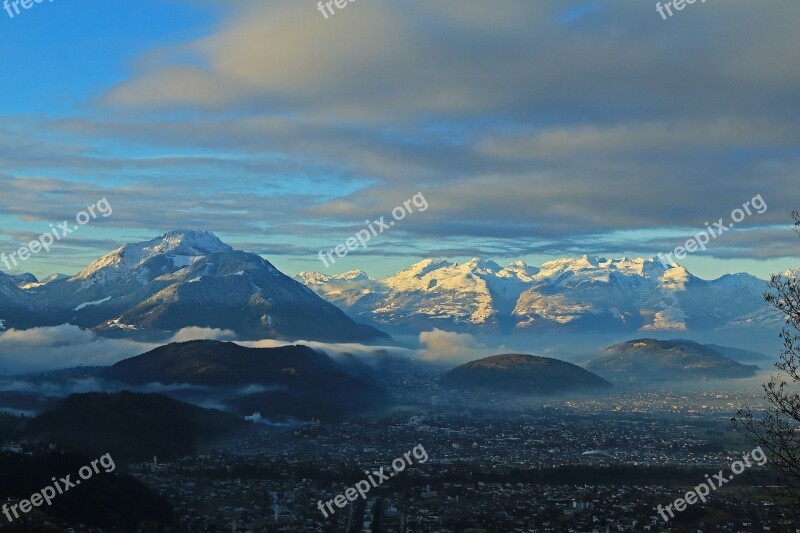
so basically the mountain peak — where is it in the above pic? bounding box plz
[497,260,539,282]
[74,230,233,282]
[579,254,602,267]
[399,258,453,278]
[152,230,233,256]
[337,269,371,281]
[463,257,501,271]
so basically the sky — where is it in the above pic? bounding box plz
[0,0,798,281]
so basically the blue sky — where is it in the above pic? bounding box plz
[0,0,799,280]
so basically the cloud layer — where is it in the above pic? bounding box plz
[0,0,798,278]
[0,325,156,374]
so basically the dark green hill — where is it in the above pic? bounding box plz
[441,353,612,395]
[0,450,175,530]
[586,339,759,383]
[101,340,391,417]
[24,391,246,461]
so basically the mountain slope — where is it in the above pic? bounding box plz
[705,343,773,363]
[441,353,612,395]
[4,230,387,342]
[0,272,44,330]
[585,339,759,383]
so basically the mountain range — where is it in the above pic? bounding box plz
[297,256,784,335]
[1,231,789,341]
[0,230,386,342]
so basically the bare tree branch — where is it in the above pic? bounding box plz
[734,210,800,503]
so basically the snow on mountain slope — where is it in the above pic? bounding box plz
[516,257,770,332]
[298,255,780,335]
[293,270,382,320]
[299,258,539,332]
[296,269,372,286]
[716,269,794,331]
[513,256,673,331]
[378,258,504,328]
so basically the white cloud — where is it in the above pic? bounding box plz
[0,325,157,374]
[169,326,237,343]
[415,328,486,365]
[0,324,418,376]
[240,337,413,365]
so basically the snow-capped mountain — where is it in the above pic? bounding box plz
[717,267,799,332]
[0,231,386,342]
[783,268,800,279]
[296,255,778,334]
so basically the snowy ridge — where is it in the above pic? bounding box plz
[298,255,778,334]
